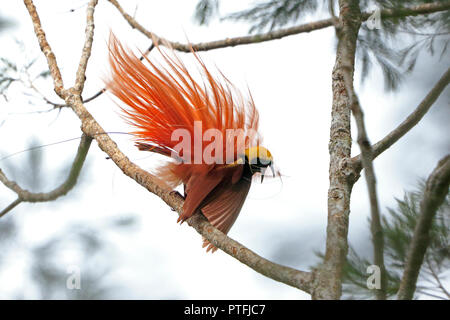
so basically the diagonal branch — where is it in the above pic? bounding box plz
[0,198,22,218]
[109,0,450,52]
[22,0,313,294]
[23,0,65,97]
[341,50,387,299]
[397,155,450,300]
[0,134,92,217]
[351,67,450,171]
[108,0,334,52]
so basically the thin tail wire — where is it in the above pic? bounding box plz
[0,132,135,162]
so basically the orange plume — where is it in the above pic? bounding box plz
[105,34,270,252]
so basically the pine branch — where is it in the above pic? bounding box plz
[397,155,450,300]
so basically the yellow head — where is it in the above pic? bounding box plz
[244,146,273,167]
[243,146,275,182]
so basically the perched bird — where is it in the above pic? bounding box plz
[106,35,275,252]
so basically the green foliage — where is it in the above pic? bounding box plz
[193,0,450,91]
[223,0,319,33]
[342,181,449,299]
[194,0,219,25]
[356,0,450,90]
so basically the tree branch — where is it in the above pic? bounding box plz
[74,0,97,94]
[0,198,22,218]
[22,0,313,294]
[23,0,65,97]
[109,0,450,52]
[351,67,450,171]
[341,55,387,299]
[311,0,360,300]
[363,1,450,20]
[397,155,450,300]
[0,134,92,216]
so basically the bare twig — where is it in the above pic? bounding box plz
[397,155,450,300]
[74,0,97,94]
[0,198,22,218]
[0,134,92,216]
[80,43,155,104]
[109,0,450,52]
[22,0,314,294]
[108,0,333,52]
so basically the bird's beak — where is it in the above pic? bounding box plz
[270,163,275,178]
[260,163,275,183]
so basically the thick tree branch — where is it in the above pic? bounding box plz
[311,0,360,300]
[397,155,450,300]
[22,0,313,294]
[109,0,450,52]
[0,134,92,217]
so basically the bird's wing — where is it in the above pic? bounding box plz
[200,174,252,252]
[181,164,245,223]
[181,171,224,222]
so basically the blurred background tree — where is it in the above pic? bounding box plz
[0,140,139,299]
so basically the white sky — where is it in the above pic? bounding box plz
[0,0,448,299]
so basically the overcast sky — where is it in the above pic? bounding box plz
[0,0,448,299]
